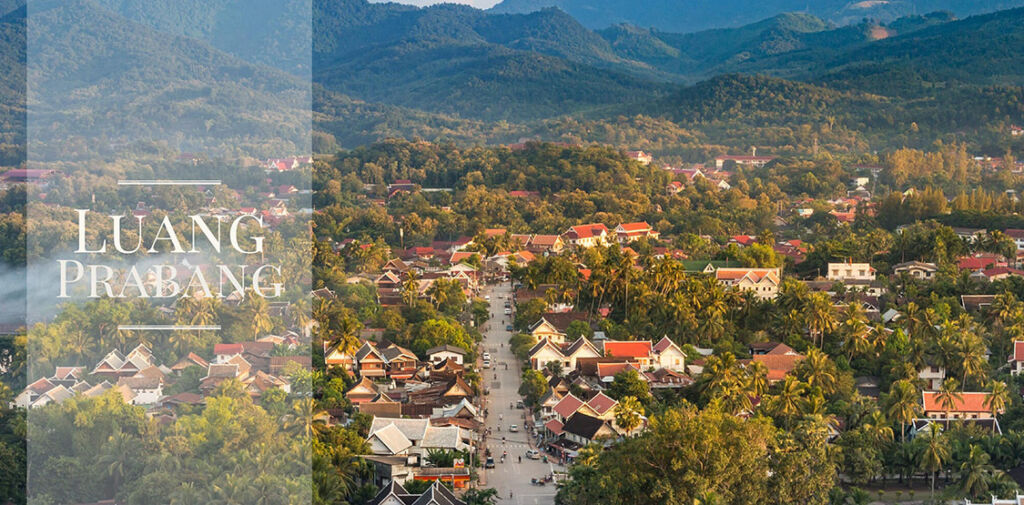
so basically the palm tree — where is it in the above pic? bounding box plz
[288,298,312,338]
[767,376,807,427]
[957,332,987,389]
[860,410,894,445]
[805,292,836,347]
[189,298,219,326]
[917,422,950,499]
[984,380,1010,431]
[284,397,317,438]
[843,313,871,359]
[886,379,921,443]
[401,271,421,306]
[958,445,995,499]
[613,396,645,435]
[746,360,769,398]
[936,377,963,420]
[796,348,837,394]
[242,292,273,340]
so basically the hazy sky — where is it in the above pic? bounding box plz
[370,0,501,8]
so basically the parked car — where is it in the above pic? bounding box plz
[525,449,540,460]
[516,400,524,409]
[485,457,495,469]
[505,325,514,331]
[509,424,519,433]
[483,360,491,368]
[504,308,512,315]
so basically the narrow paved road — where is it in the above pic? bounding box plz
[480,281,557,505]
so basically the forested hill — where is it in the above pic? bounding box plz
[815,6,1024,95]
[488,0,1024,32]
[311,0,669,122]
[595,11,953,81]
[22,0,309,160]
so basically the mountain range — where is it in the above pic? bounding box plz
[2,0,1024,162]
[488,0,1024,33]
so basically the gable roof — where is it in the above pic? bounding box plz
[368,481,410,505]
[356,341,384,361]
[715,267,781,284]
[564,337,600,357]
[562,412,612,440]
[553,393,586,419]
[530,311,589,333]
[616,221,651,233]
[381,344,417,362]
[539,388,563,407]
[564,224,609,240]
[1013,341,1024,362]
[410,481,464,505]
[653,336,682,354]
[171,352,209,370]
[586,392,617,415]
[544,418,565,436]
[528,339,564,359]
[922,391,997,413]
[603,340,652,359]
[368,423,414,455]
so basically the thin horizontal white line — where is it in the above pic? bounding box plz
[118,325,221,331]
[117,180,222,186]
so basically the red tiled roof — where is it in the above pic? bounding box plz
[957,255,1006,271]
[450,251,476,264]
[982,267,1024,277]
[531,235,560,246]
[1012,341,1024,362]
[750,353,803,381]
[653,336,676,353]
[544,418,564,435]
[566,224,609,239]
[553,394,585,419]
[587,392,617,415]
[922,391,995,414]
[617,222,651,233]
[596,362,640,379]
[730,235,756,246]
[603,341,652,359]
[516,250,536,262]
[214,343,243,356]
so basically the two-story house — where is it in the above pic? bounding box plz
[562,224,610,249]
[715,267,782,299]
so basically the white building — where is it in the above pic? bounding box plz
[827,262,876,282]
